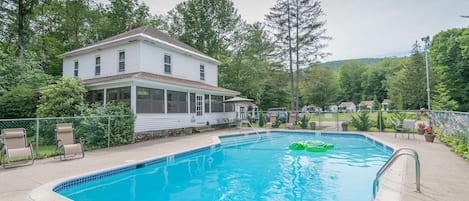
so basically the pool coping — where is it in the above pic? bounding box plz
[29,130,403,201]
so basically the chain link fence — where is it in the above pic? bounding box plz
[0,115,133,158]
[430,111,469,146]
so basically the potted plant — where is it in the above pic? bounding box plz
[423,125,436,142]
[341,121,348,131]
[417,122,426,135]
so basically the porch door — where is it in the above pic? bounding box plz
[196,95,203,117]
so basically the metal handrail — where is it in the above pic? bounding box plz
[373,148,421,198]
[241,120,260,136]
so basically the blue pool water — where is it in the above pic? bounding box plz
[57,131,392,201]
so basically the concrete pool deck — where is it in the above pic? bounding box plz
[1,129,469,201]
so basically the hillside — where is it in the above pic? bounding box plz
[320,58,383,70]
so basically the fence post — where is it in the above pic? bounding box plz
[36,118,39,156]
[108,116,111,149]
[336,110,339,131]
[319,111,322,129]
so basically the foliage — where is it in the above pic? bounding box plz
[437,134,469,160]
[300,114,308,129]
[376,110,385,131]
[321,58,383,71]
[338,61,366,103]
[0,85,38,118]
[300,66,339,109]
[79,103,136,149]
[389,111,408,128]
[36,77,87,117]
[272,118,281,128]
[350,112,373,131]
[258,111,265,127]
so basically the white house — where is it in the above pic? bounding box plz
[359,100,374,110]
[60,26,240,132]
[339,102,356,112]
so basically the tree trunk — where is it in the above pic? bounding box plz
[287,0,294,112]
[294,0,300,112]
[17,0,25,63]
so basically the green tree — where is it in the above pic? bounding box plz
[430,28,469,111]
[300,65,338,110]
[36,77,87,117]
[0,85,38,118]
[338,61,366,104]
[166,0,240,59]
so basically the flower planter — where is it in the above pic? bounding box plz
[424,134,435,142]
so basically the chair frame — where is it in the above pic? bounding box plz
[1,128,34,168]
[55,123,84,161]
[394,119,416,139]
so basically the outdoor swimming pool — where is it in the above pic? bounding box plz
[55,131,392,201]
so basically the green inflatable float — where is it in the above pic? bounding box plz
[289,140,334,152]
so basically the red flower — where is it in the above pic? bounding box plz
[424,125,434,134]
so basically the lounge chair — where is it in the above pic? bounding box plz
[55,123,84,160]
[394,119,416,139]
[1,128,34,168]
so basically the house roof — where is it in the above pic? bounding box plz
[382,99,392,104]
[360,101,374,106]
[59,26,219,64]
[339,102,355,107]
[82,72,239,95]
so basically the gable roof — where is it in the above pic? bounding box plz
[360,101,374,106]
[59,26,219,64]
[83,72,239,95]
[339,102,355,107]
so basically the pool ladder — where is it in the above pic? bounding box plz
[240,120,260,136]
[373,148,421,199]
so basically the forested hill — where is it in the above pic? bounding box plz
[320,58,383,70]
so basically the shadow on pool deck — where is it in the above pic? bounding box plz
[1,128,469,201]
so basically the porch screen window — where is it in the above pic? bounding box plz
[95,56,101,76]
[225,96,235,112]
[200,65,205,80]
[205,94,210,113]
[137,87,164,113]
[190,93,196,113]
[107,87,130,106]
[167,90,187,113]
[74,61,78,77]
[86,90,104,105]
[211,95,223,112]
[119,51,125,72]
[164,54,171,73]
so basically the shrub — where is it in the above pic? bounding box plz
[0,85,38,118]
[351,112,373,131]
[272,118,281,128]
[300,114,308,129]
[258,111,265,127]
[376,110,385,131]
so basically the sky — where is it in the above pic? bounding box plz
[114,0,469,62]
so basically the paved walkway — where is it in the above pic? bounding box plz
[1,129,469,201]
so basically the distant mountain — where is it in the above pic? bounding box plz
[320,58,383,70]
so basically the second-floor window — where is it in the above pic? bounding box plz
[200,64,205,80]
[74,61,79,77]
[95,56,101,76]
[119,51,125,72]
[164,54,171,74]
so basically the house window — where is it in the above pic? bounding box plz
[74,61,78,77]
[205,94,210,113]
[164,54,171,74]
[200,65,205,80]
[136,87,164,113]
[167,90,187,113]
[225,96,234,112]
[211,95,224,112]
[119,51,125,72]
[86,90,104,105]
[107,87,130,106]
[190,93,196,113]
[95,56,101,76]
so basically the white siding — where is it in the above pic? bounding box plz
[140,42,218,86]
[63,42,141,80]
[135,112,235,132]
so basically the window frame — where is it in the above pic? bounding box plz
[119,51,125,72]
[164,54,171,74]
[167,90,188,113]
[200,64,205,81]
[73,60,79,77]
[136,87,164,113]
[95,56,101,76]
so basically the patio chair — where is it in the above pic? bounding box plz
[1,128,34,168]
[55,123,84,160]
[394,119,416,139]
